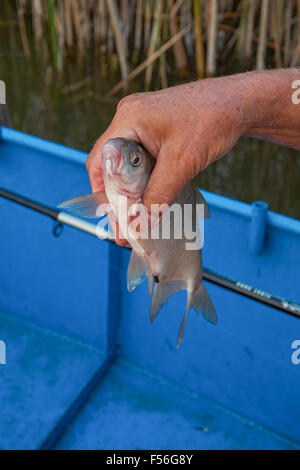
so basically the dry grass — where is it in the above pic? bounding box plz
[3,0,300,93]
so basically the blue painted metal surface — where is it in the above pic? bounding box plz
[55,359,299,450]
[0,127,300,450]
[248,201,269,255]
[0,309,105,450]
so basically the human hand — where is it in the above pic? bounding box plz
[86,76,252,245]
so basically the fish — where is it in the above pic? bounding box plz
[58,137,217,348]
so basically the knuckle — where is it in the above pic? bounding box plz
[117,93,142,112]
[116,96,128,111]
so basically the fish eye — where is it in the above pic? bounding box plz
[130,152,142,167]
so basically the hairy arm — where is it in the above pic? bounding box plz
[86,69,300,244]
[238,69,300,149]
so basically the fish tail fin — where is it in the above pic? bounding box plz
[190,282,217,325]
[176,283,217,349]
[150,280,186,323]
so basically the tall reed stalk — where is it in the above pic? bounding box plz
[206,0,218,77]
[167,0,188,77]
[256,0,269,70]
[106,0,129,88]
[6,0,300,93]
[244,0,257,60]
[193,0,205,78]
[145,0,163,90]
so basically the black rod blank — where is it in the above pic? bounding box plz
[0,187,59,219]
[1,186,299,319]
[203,268,300,319]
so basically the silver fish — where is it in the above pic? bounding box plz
[58,138,217,347]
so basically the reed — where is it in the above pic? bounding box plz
[5,0,299,93]
[144,0,162,90]
[284,0,292,66]
[244,0,257,60]
[291,0,300,66]
[167,0,188,78]
[206,0,218,77]
[133,0,143,63]
[193,0,205,78]
[256,0,269,70]
[16,0,31,59]
[271,0,283,67]
[44,0,61,71]
[236,0,248,59]
[106,0,129,88]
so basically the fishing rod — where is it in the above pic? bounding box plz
[1,186,300,319]
[0,187,109,240]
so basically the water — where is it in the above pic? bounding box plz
[1,43,299,219]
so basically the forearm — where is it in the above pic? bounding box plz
[87,68,300,214]
[235,69,300,149]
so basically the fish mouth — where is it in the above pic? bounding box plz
[102,141,141,200]
[101,141,121,175]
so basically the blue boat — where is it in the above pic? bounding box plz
[0,125,300,450]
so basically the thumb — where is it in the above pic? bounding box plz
[142,145,190,214]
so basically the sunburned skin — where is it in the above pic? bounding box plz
[86,69,300,222]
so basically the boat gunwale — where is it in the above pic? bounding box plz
[1,125,300,236]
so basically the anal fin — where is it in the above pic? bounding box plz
[150,280,186,323]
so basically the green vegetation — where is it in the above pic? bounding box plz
[2,0,300,94]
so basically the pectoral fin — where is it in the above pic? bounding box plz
[58,192,108,218]
[127,250,147,292]
[127,249,154,295]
